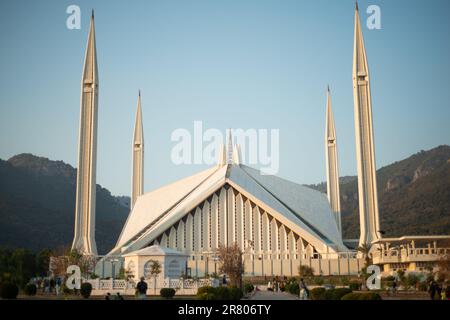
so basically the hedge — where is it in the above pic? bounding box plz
[24,283,37,296]
[309,287,326,300]
[341,292,382,300]
[196,286,243,300]
[0,283,19,299]
[160,288,176,299]
[80,282,93,299]
[310,287,353,300]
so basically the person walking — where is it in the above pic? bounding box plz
[116,292,124,300]
[299,278,309,300]
[391,278,397,296]
[428,280,437,300]
[55,277,61,296]
[136,277,148,300]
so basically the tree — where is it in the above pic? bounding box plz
[436,239,450,283]
[49,247,97,279]
[357,243,373,268]
[35,249,52,277]
[217,243,244,288]
[298,265,314,277]
[148,260,162,295]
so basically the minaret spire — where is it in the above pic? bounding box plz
[131,91,144,210]
[325,87,342,234]
[226,128,233,164]
[72,12,99,255]
[353,6,381,246]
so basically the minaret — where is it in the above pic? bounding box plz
[72,11,99,255]
[131,91,144,210]
[325,86,341,234]
[226,129,233,164]
[353,3,381,246]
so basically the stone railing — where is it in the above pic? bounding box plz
[372,247,450,264]
[85,278,216,296]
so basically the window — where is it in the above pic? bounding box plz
[166,260,181,278]
[143,261,153,278]
[127,261,135,274]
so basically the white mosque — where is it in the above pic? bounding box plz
[71,6,450,279]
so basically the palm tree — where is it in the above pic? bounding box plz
[357,243,372,268]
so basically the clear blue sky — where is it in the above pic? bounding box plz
[1,0,449,196]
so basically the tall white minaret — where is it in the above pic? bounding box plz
[131,91,144,210]
[353,3,381,246]
[72,11,99,255]
[226,128,233,164]
[325,86,341,234]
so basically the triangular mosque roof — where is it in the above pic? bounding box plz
[109,163,346,256]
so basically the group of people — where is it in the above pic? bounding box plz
[266,276,309,299]
[105,292,125,300]
[267,276,288,292]
[30,277,62,296]
[428,280,450,300]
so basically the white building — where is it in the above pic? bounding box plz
[123,245,188,280]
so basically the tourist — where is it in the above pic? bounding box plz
[43,279,49,294]
[55,277,61,296]
[299,278,309,300]
[136,277,148,300]
[49,277,55,293]
[105,292,111,300]
[392,278,397,296]
[222,274,227,286]
[436,282,443,300]
[116,292,124,300]
[428,280,437,300]
[267,280,272,292]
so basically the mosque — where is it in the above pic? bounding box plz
[70,5,450,279]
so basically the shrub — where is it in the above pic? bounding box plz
[349,281,360,291]
[312,277,324,285]
[80,282,92,299]
[341,292,361,300]
[341,292,382,300]
[298,265,314,277]
[215,286,231,300]
[229,287,243,300]
[62,283,73,295]
[360,292,382,300]
[406,274,420,290]
[284,281,299,295]
[418,282,428,292]
[328,288,352,300]
[197,286,213,296]
[24,283,37,296]
[197,286,232,300]
[0,283,19,299]
[243,283,254,294]
[309,287,326,300]
[160,288,176,299]
[197,292,209,300]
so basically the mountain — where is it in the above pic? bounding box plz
[307,145,450,239]
[0,146,449,254]
[0,154,130,254]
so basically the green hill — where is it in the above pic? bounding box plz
[0,154,129,254]
[307,145,450,238]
